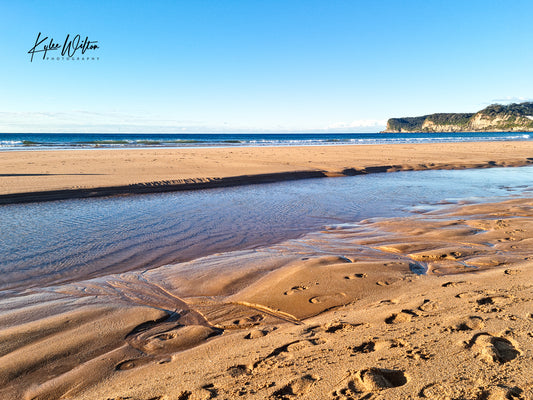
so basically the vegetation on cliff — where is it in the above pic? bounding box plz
[384,102,533,133]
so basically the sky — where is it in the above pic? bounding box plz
[1,0,533,133]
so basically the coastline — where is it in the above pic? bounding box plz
[2,140,533,204]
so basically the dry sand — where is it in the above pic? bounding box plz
[2,141,533,202]
[1,142,533,399]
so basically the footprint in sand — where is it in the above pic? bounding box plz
[309,293,347,304]
[474,295,513,313]
[406,346,433,361]
[379,298,400,305]
[477,295,512,306]
[271,374,320,399]
[479,386,525,400]
[253,339,323,369]
[286,338,325,352]
[344,273,367,280]
[177,386,216,400]
[385,310,416,324]
[456,291,477,299]
[227,364,253,377]
[467,333,521,363]
[201,384,218,398]
[323,322,363,333]
[115,357,153,371]
[304,322,363,336]
[419,382,452,399]
[455,316,484,331]
[504,268,521,275]
[232,314,264,328]
[245,328,267,339]
[420,382,524,400]
[332,368,408,399]
[353,338,429,360]
[418,299,439,312]
[284,285,308,295]
[442,281,467,288]
[353,339,395,353]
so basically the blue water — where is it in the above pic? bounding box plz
[0,132,531,150]
[1,166,532,292]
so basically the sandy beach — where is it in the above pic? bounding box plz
[2,141,533,202]
[1,142,533,399]
[5,0,533,397]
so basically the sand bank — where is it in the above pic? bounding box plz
[2,141,533,203]
[1,198,533,399]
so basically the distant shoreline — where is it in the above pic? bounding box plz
[383,102,533,133]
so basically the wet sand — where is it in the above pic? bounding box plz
[2,141,533,203]
[1,197,533,399]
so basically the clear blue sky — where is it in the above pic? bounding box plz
[1,0,532,133]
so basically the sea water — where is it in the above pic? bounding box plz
[0,132,531,150]
[1,166,532,291]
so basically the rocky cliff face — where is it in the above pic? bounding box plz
[383,102,533,133]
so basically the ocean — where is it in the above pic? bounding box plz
[1,132,531,150]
